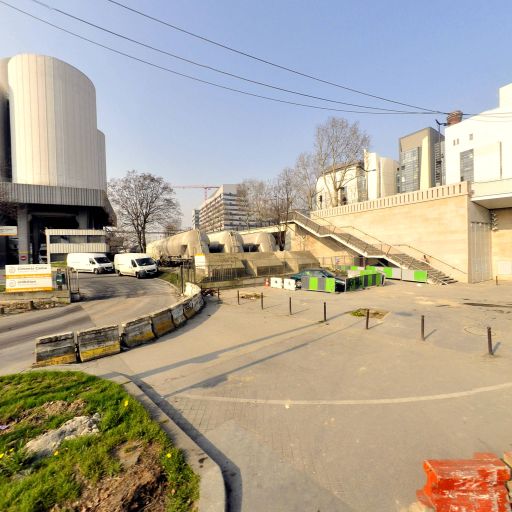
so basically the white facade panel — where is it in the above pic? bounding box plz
[6,54,106,190]
[445,83,512,185]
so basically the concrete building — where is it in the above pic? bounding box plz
[198,184,258,232]
[191,209,200,229]
[315,152,398,209]
[444,83,512,188]
[398,127,445,192]
[0,54,114,264]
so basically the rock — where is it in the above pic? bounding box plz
[25,413,100,458]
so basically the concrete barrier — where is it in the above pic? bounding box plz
[270,277,283,289]
[191,294,204,312]
[183,299,197,320]
[150,307,175,337]
[283,278,297,291]
[35,332,77,366]
[77,325,120,362]
[171,303,186,327]
[121,316,155,348]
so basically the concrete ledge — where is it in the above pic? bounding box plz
[109,375,226,512]
[77,325,121,362]
[151,308,176,337]
[34,332,77,366]
[121,316,155,348]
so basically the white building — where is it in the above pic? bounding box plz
[445,83,512,187]
[315,152,398,209]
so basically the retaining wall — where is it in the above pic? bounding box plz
[77,325,121,362]
[121,316,155,348]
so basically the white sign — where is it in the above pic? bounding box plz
[5,264,52,293]
[0,226,17,237]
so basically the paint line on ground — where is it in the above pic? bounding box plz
[178,381,512,406]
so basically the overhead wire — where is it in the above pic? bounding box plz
[0,0,445,116]
[104,0,442,113]
[29,0,436,114]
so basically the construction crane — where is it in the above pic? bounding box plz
[173,185,220,202]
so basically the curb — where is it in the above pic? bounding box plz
[108,374,226,512]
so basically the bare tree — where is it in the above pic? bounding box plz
[293,152,321,211]
[237,179,272,228]
[315,117,370,208]
[108,171,181,252]
[267,168,298,249]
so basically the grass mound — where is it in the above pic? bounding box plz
[0,371,198,512]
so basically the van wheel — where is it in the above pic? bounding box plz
[93,268,98,274]
[116,270,122,276]
[136,272,141,279]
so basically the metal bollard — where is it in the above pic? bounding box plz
[496,275,499,286]
[28,300,34,311]
[0,306,4,315]
[365,308,370,329]
[421,315,425,341]
[217,288,220,301]
[289,297,292,316]
[323,302,327,322]
[237,289,240,305]
[261,293,264,310]
[487,326,493,355]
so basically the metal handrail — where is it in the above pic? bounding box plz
[392,244,467,275]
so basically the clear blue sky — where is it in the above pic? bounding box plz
[1,0,511,225]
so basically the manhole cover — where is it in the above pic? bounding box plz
[464,326,498,337]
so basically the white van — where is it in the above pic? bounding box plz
[66,253,114,274]
[114,253,158,278]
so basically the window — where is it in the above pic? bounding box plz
[460,149,474,182]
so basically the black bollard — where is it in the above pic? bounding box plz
[261,293,264,310]
[289,297,292,316]
[237,289,240,305]
[487,326,493,355]
[365,308,370,329]
[323,302,327,322]
[421,315,425,341]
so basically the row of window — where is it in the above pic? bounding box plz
[49,235,105,244]
[452,133,473,146]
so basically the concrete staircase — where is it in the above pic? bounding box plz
[288,211,457,285]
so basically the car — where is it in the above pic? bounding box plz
[290,268,345,292]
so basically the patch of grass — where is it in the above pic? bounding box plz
[0,371,198,512]
[0,285,5,293]
[50,261,67,268]
[350,308,368,317]
[158,270,181,288]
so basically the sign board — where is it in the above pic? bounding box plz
[5,264,53,293]
[0,226,17,237]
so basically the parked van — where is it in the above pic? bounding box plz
[113,253,158,278]
[66,253,114,274]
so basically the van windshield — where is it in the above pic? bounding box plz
[94,257,110,264]
[135,258,155,266]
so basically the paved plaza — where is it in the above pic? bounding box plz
[41,281,512,510]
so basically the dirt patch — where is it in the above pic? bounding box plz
[240,292,262,300]
[1,399,86,433]
[350,308,388,319]
[56,443,168,512]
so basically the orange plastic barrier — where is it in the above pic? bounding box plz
[417,453,511,512]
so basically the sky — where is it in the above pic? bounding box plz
[1,0,511,226]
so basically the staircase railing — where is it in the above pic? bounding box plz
[288,210,457,282]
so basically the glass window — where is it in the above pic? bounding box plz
[94,257,110,264]
[135,257,155,266]
[460,149,474,182]
[87,235,105,243]
[398,147,421,192]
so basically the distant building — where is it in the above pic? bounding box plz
[315,151,398,209]
[444,83,512,187]
[191,209,200,229]
[198,184,257,232]
[398,127,445,192]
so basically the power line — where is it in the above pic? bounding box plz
[105,0,443,114]
[0,0,442,116]
[30,0,431,114]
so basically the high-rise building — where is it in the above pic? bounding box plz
[198,184,257,232]
[398,127,445,193]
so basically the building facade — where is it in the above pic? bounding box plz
[0,54,114,264]
[315,152,398,209]
[444,83,512,187]
[398,127,445,193]
[198,184,258,232]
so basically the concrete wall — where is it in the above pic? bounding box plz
[6,54,106,190]
[306,189,472,281]
[492,208,512,279]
